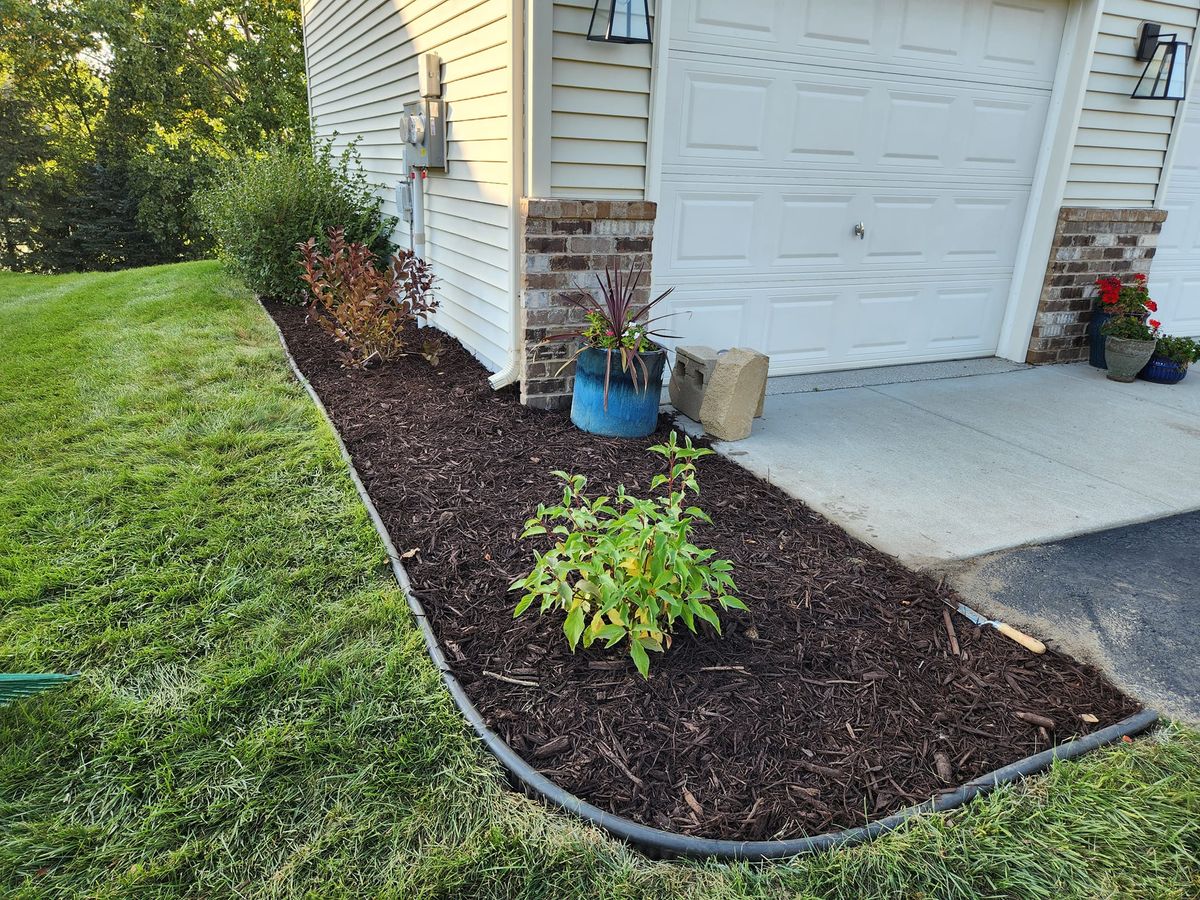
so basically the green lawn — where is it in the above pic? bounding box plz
[0,261,1197,899]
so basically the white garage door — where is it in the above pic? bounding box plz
[1151,98,1200,338]
[654,0,1067,374]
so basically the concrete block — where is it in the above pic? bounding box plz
[668,345,718,421]
[699,348,770,441]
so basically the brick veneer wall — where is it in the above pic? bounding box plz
[520,199,657,409]
[1026,207,1168,364]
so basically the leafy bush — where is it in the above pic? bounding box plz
[1155,334,1200,366]
[196,140,395,300]
[511,433,744,677]
[298,227,437,368]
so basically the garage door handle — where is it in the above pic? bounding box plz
[853,222,866,239]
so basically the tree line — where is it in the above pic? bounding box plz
[0,0,308,272]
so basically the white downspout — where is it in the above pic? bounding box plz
[489,0,526,389]
[410,169,426,260]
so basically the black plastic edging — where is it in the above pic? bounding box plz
[264,303,1161,861]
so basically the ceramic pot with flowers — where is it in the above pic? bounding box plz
[1090,274,1157,369]
[1102,316,1159,382]
[1139,333,1200,385]
[542,260,676,438]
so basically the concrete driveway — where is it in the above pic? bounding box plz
[678,360,1200,568]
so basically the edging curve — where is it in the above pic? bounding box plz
[263,303,1161,861]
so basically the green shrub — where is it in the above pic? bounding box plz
[195,139,395,301]
[511,433,744,677]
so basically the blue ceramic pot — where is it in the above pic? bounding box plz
[1089,309,1115,368]
[570,346,666,438]
[1138,354,1189,385]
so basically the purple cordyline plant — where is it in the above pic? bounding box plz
[543,258,676,408]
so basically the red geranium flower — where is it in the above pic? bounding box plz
[1134,273,1147,282]
[1150,319,1162,330]
[1145,299,1158,312]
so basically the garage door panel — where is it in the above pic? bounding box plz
[1147,270,1200,337]
[866,197,940,262]
[666,59,1050,180]
[965,98,1047,168]
[777,195,857,264]
[690,0,782,40]
[663,278,1010,374]
[670,194,758,266]
[898,0,969,59]
[763,292,840,366]
[682,74,772,155]
[929,284,1007,351]
[659,185,1029,277]
[1154,197,1200,262]
[664,294,762,353]
[802,0,885,51]
[789,84,871,162]
[674,0,1066,88]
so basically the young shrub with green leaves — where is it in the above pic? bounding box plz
[511,433,744,677]
[195,139,395,301]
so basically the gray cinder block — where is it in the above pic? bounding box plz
[668,345,719,421]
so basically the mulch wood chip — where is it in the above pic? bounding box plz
[267,301,1142,841]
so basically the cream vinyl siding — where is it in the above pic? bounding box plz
[1066,0,1200,207]
[550,0,653,198]
[301,0,512,371]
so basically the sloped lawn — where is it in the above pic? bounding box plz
[1,261,1197,898]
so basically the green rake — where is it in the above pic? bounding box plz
[0,673,78,706]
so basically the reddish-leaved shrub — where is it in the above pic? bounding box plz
[298,227,437,367]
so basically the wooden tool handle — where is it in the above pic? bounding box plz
[996,622,1046,655]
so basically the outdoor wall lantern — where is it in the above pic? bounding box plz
[1132,22,1189,100]
[587,0,652,44]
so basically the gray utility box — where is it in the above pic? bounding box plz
[401,99,447,171]
[669,345,768,442]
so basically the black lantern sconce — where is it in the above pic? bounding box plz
[1132,22,1189,100]
[587,0,652,44]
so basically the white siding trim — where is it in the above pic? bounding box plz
[997,0,1104,361]
[1156,27,1200,206]
[488,0,524,388]
[527,0,553,196]
[643,0,672,206]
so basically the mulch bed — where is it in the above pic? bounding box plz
[266,301,1141,842]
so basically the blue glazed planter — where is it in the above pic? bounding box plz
[1138,355,1189,385]
[1089,310,1116,368]
[570,346,666,438]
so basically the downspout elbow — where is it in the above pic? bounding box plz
[489,355,520,389]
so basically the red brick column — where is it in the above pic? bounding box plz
[1027,207,1168,364]
[519,199,657,410]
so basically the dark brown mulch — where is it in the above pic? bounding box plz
[266,301,1141,841]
